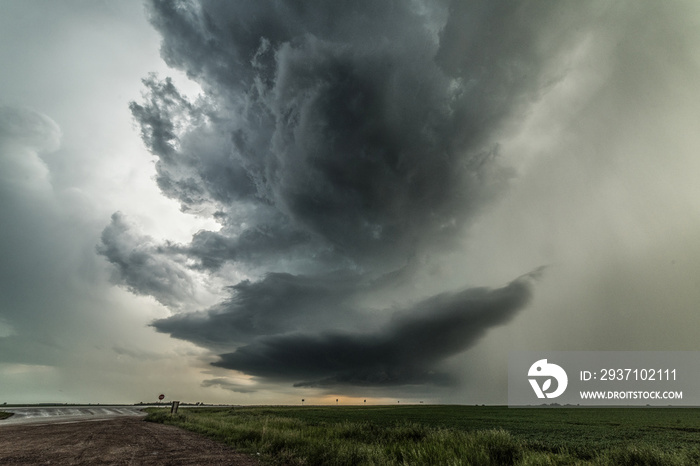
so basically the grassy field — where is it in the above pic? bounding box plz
[0,411,13,420]
[145,405,700,465]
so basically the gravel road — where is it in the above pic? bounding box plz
[0,416,260,465]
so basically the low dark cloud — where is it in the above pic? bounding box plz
[152,271,367,349]
[213,273,537,387]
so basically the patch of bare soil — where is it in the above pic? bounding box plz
[0,417,260,465]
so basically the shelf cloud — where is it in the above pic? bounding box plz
[212,272,538,387]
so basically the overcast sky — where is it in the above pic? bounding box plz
[2,0,700,405]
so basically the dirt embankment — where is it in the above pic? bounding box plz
[0,417,260,465]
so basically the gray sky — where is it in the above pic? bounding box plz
[2,0,700,405]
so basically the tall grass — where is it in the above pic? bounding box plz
[145,407,700,465]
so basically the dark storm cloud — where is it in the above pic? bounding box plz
[182,224,315,272]
[127,0,581,270]
[101,0,592,388]
[129,74,257,210]
[212,273,537,387]
[152,271,367,349]
[98,212,196,309]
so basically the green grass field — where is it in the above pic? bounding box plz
[145,405,700,465]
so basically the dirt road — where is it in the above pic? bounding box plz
[0,417,260,465]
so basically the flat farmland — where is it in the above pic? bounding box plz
[145,405,700,465]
